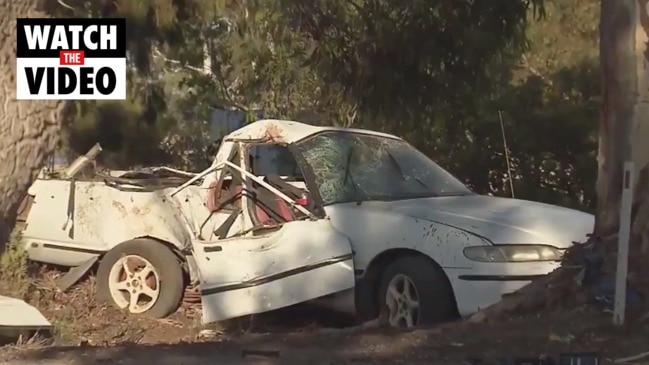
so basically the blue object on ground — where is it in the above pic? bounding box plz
[593,275,643,311]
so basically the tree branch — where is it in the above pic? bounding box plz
[57,0,75,10]
[152,48,208,74]
[518,54,553,85]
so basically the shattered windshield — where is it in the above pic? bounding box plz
[297,131,473,205]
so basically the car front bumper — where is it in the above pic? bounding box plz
[444,261,561,317]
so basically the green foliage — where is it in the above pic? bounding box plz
[462,60,599,210]
[44,0,599,211]
[269,0,544,120]
[0,231,34,300]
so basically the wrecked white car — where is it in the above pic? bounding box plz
[18,120,594,328]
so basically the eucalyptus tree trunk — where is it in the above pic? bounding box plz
[0,1,68,255]
[597,0,649,256]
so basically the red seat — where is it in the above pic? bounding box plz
[252,190,295,225]
[206,179,241,212]
[207,179,294,226]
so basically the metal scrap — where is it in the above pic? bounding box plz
[56,256,99,292]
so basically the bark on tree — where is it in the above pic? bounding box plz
[470,0,649,322]
[597,0,649,249]
[0,1,68,255]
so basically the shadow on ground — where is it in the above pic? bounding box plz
[3,306,649,365]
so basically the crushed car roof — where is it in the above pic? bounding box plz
[224,119,402,145]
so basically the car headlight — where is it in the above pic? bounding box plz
[463,245,564,262]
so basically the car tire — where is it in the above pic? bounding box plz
[378,255,456,328]
[96,239,185,319]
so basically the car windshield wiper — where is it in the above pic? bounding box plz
[386,151,428,189]
[342,148,365,204]
[386,151,406,181]
[343,148,353,185]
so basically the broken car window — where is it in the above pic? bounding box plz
[297,132,473,205]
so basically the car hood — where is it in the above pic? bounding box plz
[352,194,594,248]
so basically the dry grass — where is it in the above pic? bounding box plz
[0,232,104,344]
[0,235,203,347]
[0,234,253,348]
[0,232,50,347]
[0,232,35,300]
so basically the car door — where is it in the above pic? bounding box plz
[192,220,354,323]
[188,142,355,324]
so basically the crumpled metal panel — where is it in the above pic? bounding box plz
[0,295,51,329]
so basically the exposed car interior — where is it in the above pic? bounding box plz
[205,143,316,238]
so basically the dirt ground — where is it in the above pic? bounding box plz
[2,270,649,364]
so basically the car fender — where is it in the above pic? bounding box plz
[22,179,192,267]
[325,203,490,271]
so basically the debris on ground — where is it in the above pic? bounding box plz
[0,267,640,364]
[2,302,649,364]
[1,262,649,364]
[0,295,52,344]
[614,349,649,363]
[548,333,575,343]
[469,232,649,327]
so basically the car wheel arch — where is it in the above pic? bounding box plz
[104,236,191,284]
[95,237,187,318]
[355,248,459,321]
